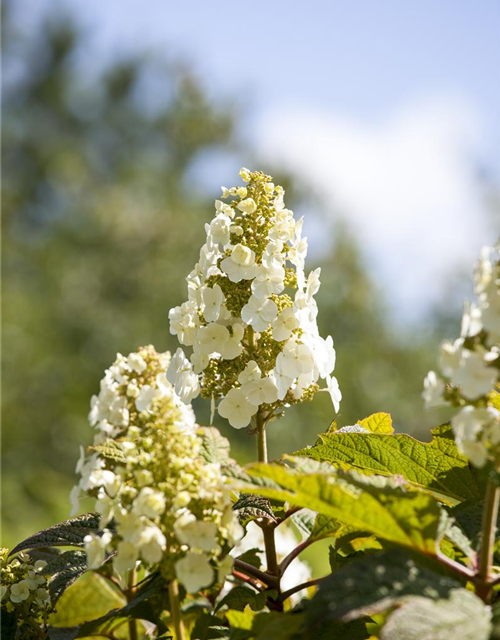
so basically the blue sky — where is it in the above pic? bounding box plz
[21,0,499,158]
[14,0,500,319]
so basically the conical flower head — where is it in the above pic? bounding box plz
[168,168,341,429]
[73,346,242,593]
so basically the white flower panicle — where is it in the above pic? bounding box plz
[167,168,341,429]
[1,549,52,633]
[423,243,500,467]
[72,346,243,593]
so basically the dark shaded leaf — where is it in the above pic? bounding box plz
[191,612,228,640]
[233,495,278,524]
[27,547,62,564]
[43,549,113,603]
[306,549,462,630]
[10,513,101,555]
[0,607,17,640]
[308,619,371,640]
[380,589,491,640]
[48,573,167,639]
[215,586,268,613]
[235,548,262,569]
[251,611,304,640]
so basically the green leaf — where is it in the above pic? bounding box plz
[380,589,491,640]
[306,549,462,630]
[0,607,17,640]
[233,494,278,524]
[225,610,305,640]
[26,547,62,564]
[48,571,126,630]
[48,573,167,638]
[198,426,231,464]
[40,549,114,603]
[251,611,304,640]
[357,412,394,434]
[309,513,356,541]
[225,608,257,631]
[191,612,228,640]
[215,586,268,613]
[291,509,317,537]
[10,513,101,554]
[294,425,479,504]
[235,548,262,569]
[242,464,442,555]
[42,550,87,576]
[438,511,476,564]
[449,498,500,553]
[89,439,127,464]
[44,550,88,603]
[293,510,365,557]
[328,536,383,573]
[303,618,371,640]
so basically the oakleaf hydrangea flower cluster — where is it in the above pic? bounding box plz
[72,346,243,593]
[168,168,341,429]
[423,243,500,467]
[1,549,52,636]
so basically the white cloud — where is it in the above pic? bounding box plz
[255,96,495,320]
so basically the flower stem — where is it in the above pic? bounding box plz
[127,568,138,640]
[168,579,186,640]
[256,408,268,463]
[476,476,500,603]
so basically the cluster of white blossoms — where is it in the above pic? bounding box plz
[423,244,500,467]
[72,346,243,593]
[0,549,51,634]
[167,168,341,429]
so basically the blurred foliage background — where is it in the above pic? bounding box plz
[2,3,473,549]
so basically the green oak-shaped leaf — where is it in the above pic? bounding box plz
[306,549,463,630]
[10,513,101,554]
[215,586,269,613]
[48,572,167,639]
[357,412,394,434]
[241,463,442,555]
[380,589,491,640]
[233,494,278,524]
[294,423,479,504]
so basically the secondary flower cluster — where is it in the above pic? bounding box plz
[0,549,52,636]
[73,346,242,593]
[167,168,341,429]
[423,243,500,466]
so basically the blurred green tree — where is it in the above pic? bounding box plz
[1,4,451,547]
[2,6,238,543]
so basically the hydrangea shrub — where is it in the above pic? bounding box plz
[4,170,500,640]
